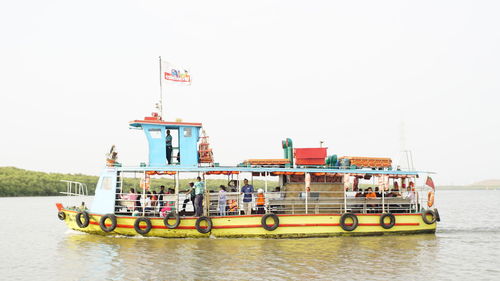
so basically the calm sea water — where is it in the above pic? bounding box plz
[0,190,499,281]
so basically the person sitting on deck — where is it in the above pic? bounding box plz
[365,187,377,199]
[256,188,265,214]
[122,188,138,211]
[391,187,402,197]
[160,188,176,217]
[355,189,364,198]
[365,187,378,212]
[194,177,205,217]
[241,179,254,215]
[218,185,227,216]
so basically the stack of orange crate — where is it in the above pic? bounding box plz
[243,159,290,165]
[340,156,392,168]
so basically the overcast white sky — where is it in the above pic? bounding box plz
[0,0,499,185]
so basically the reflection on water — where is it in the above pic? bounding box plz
[1,191,500,280]
[59,233,439,280]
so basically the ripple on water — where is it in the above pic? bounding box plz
[0,192,500,280]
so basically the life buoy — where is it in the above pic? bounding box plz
[76,211,90,228]
[422,210,437,224]
[340,213,358,231]
[195,216,212,234]
[379,213,396,229]
[427,191,435,207]
[134,217,152,235]
[99,214,117,232]
[261,213,280,231]
[164,212,181,229]
[58,211,66,221]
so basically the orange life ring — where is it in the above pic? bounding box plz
[427,191,435,207]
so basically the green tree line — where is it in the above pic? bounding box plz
[0,167,278,197]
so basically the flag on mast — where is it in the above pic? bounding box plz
[425,176,435,190]
[161,61,191,85]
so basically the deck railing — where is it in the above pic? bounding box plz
[113,190,421,217]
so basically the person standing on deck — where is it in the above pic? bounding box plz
[166,129,173,164]
[181,182,196,214]
[241,179,254,215]
[218,185,227,216]
[158,185,166,207]
[194,177,205,216]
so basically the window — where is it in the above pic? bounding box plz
[184,127,192,137]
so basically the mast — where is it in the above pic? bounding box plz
[159,56,164,119]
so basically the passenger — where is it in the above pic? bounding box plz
[355,189,364,198]
[228,188,238,214]
[158,185,166,207]
[375,187,382,198]
[241,179,254,215]
[78,201,86,212]
[167,188,176,212]
[181,182,195,214]
[385,188,394,198]
[391,187,401,197]
[365,187,377,199]
[152,191,158,208]
[404,182,417,212]
[194,176,205,216]
[122,188,138,211]
[365,187,377,212]
[143,191,153,212]
[256,188,265,214]
[218,185,227,216]
[166,129,173,164]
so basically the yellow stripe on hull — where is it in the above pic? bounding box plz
[61,210,436,238]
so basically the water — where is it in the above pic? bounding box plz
[1,190,499,280]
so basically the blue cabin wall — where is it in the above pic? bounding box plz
[139,123,200,167]
[178,126,200,167]
[90,169,117,214]
[142,124,167,167]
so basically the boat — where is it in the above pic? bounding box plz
[56,110,439,238]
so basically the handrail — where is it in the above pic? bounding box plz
[113,190,422,217]
[60,180,88,196]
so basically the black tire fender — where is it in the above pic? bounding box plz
[340,213,358,231]
[99,214,117,232]
[164,212,181,229]
[195,216,212,234]
[261,213,280,231]
[76,211,90,228]
[379,213,396,229]
[422,210,437,225]
[134,217,152,235]
[58,211,66,221]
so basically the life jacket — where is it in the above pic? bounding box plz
[256,193,265,206]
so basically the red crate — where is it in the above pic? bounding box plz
[294,148,327,165]
[294,148,327,158]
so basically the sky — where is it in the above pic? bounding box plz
[0,0,499,185]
